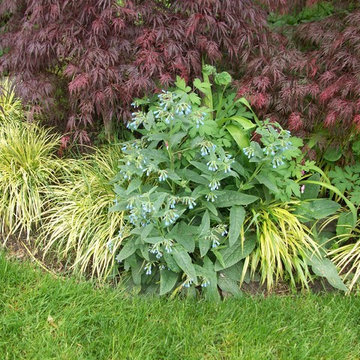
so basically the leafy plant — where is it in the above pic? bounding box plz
[0,121,62,239]
[268,2,335,27]
[111,73,332,297]
[38,145,126,280]
[328,164,360,205]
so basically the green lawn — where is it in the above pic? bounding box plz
[0,254,359,360]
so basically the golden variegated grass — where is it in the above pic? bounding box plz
[242,202,320,290]
[0,121,62,239]
[38,145,126,281]
[0,78,23,124]
[327,218,360,292]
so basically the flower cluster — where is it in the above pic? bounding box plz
[204,224,228,249]
[200,141,216,156]
[149,239,174,259]
[243,123,295,169]
[125,194,156,227]
[163,209,179,227]
[127,111,147,130]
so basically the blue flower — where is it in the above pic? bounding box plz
[212,239,220,248]
[107,240,114,254]
[201,278,210,288]
[129,210,139,225]
[163,210,179,226]
[183,278,194,288]
[175,102,192,116]
[181,197,196,210]
[142,201,155,214]
[272,157,284,168]
[207,160,218,171]
[243,147,255,159]
[144,263,152,275]
[158,170,169,182]
[163,239,174,253]
[209,179,220,191]
[168,196,177,209]
[127,121,137,130]
[205,192,217,202]
[200,146,209,156]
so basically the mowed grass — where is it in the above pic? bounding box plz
[0,254,360,360]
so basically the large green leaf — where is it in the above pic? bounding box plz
[160,269,178,295]
[179,169,208,186]
[163,252,181,273]
[323,146,342,162]
[217,275,243,297]
[173,247,197,282]
[336,211,355,236]
[301,180,357,226]
[140,223,154,240]
[296,199,340,220]
[229,206,245,247]
[199,211,210,236]
[199,257,220,302]
[309,256,347,291]
[115,241,137,263]
[198,211,211,257]
[229,116,256,130]
[255,173,278,193]
[301,174,320,200]
[170,223,196,252]
[214,190,258,208]
[193,78,211,95]
[215,236,256,271]
[225,124,249,148]
[127,254,142,286]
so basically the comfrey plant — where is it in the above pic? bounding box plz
[111,70,344,298]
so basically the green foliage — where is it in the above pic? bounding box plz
[268,2,335,27]
[111,70,335,296]
[309,255,348,292]
[328,164,360,205]
[38,145,126,280]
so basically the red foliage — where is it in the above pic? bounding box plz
[236,7,360,140]
[0,1,359,142]
[0,0,277,139]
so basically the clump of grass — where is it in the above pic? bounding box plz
[0,78,23,124]
[329,219,360,292]
[38,145,126,281]
[0,121,62,239]
[243,202,320,290]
